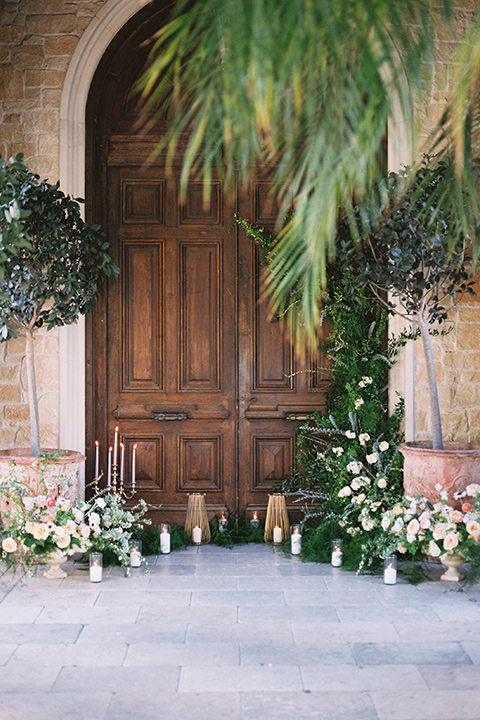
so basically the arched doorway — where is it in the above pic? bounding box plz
[85,2,329,520]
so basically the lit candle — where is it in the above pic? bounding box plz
[94,440,99,479]
[383,555,397,585]
[119,442,125,485]
[291,525,302,555]
[107,446,112,488]
[89,553,103,582]
[219,514,228,532]
[130,540,142,568]
[331,539,343,567]
[250,511,260,529]
[113,426,119,466]
[273,526,282,544]
[160,524,171,554]
[131,443,137,491]
[192,526,202,544]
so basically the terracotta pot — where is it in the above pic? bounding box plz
[0,448,85,523]
[399,442,480,506]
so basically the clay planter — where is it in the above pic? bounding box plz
[0,449,85,523]
[399,442,480,506]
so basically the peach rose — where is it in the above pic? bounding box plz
[2,537,17,553]
[466,484,480,497]
[443,533,459,551]
[466,519,480,538]
[78,524,91,539]
[32,523,50,541]
[449,510,464,524]
[462,503,472,513]
[55,533,71,550]
[25,521,37,535]
[65,520,77,534]
[406,518,420,536]
[432,523,448,540]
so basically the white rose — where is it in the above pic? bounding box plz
[466,483,480,497]
[407,518,420,536]
[362,518,375,531]
[432,523,448,540]
[392,518,404,534]
[96,498,106,509]
[32,523,50,541]
[359,433,370,446]
[428,540,441,557]
[79,523,91,539]
[65,520,77,534]
[2,537,17,553]
[347,461,362,474]
[377,477,387,489]
[381,515,392,531]
[379,441,389,452]
[55,532,71,550]
[366,452,379,465]
[398,543,408,554]
[354,398,364,409]
[338,486,352,498]
[345,431,356,439]
[351,478,362,491]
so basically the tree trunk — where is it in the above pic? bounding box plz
[418,314,443,450]
[25,328,40,457]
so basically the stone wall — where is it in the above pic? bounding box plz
[1,0,480,450]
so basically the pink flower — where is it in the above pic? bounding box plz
[462,503,472,513]
[46,498,56,508]
[449,510,464,524]
[466,484,480,497]
[406,518,420,536]
[466,519,480,538]
[443,533,459,551]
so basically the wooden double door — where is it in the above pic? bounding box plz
[89,150,328,518]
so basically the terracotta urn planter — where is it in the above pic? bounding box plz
[399,442,480,506]
[0,448,85,524]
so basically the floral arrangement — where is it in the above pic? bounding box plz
[382,483,480,561]
[75,491,152,570]
[0,483,91,574]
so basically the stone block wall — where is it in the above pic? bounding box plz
[1,0,480,450]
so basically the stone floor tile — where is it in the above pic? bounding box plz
[0,605,43,623]
[240,641,355,666]
[35,605,140,625]
[148,575,239,590]
[352,641,472,666]
[125,641,239,666]
[178,665,303,692]
[238,604,339,623]
[284,589,382,606]
[393,620,480,642]
[0,623,82,644]
[0,643,16,665]
[0,663,60,692]
[0,692,112,720]
[53,665,180,693]
[241,690,380,720]
[278,563,332,576]
[371,689,480,720]
[336,604,441,623]
[191,590,285,606]
[238,575,328,590]
[195,564,281,577]
[301,663,427,691]
[77,621,188,644]
[419,663,480,689]
[431,601,480,621]
[106,691,241,720]
[293,620,401,644]
[11,641,128,667]
[460,642,480,664]
[2,588,100,606]
[187,620,294,645]
[95,589,192,607]
[137,604,237,624]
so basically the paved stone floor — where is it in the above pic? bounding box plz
[0,544,480,720]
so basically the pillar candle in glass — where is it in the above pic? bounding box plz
[130,539,142,567]
[160,523,171,554]
[273,525,282,544]
[291,524,302,555]
[331,539,343,567]
[89,552,103,582]
[383,555,397,585]
[192,526,202,544]
[250,511,260,529]
[219,514,228,532]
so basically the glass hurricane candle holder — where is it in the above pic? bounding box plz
[129,539,142,567]
[160,523,171,554]
[331,539,343,567]
[290,524,302,555]
[218,514,228,532]
[250,511,260,529]
[89,552,103,583]
[383,555,397,585]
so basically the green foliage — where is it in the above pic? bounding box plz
[210,513,264,548]
[0,154,119,341]
[0,155,33,283]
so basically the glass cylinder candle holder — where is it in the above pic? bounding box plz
[192,525,202,544]
[273,525,283,544]
[160,523,171,554]
[331,539,343,567]
[218,514,228,532]
[89,552,103,583]
[129,539,142,567]
[250,511,260,529]
[291,524,302,555]
[383,555,397,585]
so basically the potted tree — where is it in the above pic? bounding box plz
[346,159,479,503]
[0,154,119,509]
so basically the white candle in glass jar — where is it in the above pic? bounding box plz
[130,546,142,567]
[160,530,171,554]
[384,565,397,585]
[291,532,302,555]
[331,549,343,567]
[192,526,202,544]
[89,563,102,583]
[273,526,282,543]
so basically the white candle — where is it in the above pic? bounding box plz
[291,532,302,555]
[192,526,202,544]
[131,444,137,491]
[219,515,228,532]
[113,426,119,466]
[119,442,125,485]
[160,531,171,554]
[331,550,343,567]
[273,526,282,543]
[384,565,397,585]
[130,546,142,567]
[89,563,102,582]
[94,440,99,479]
[107,446,112,488]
